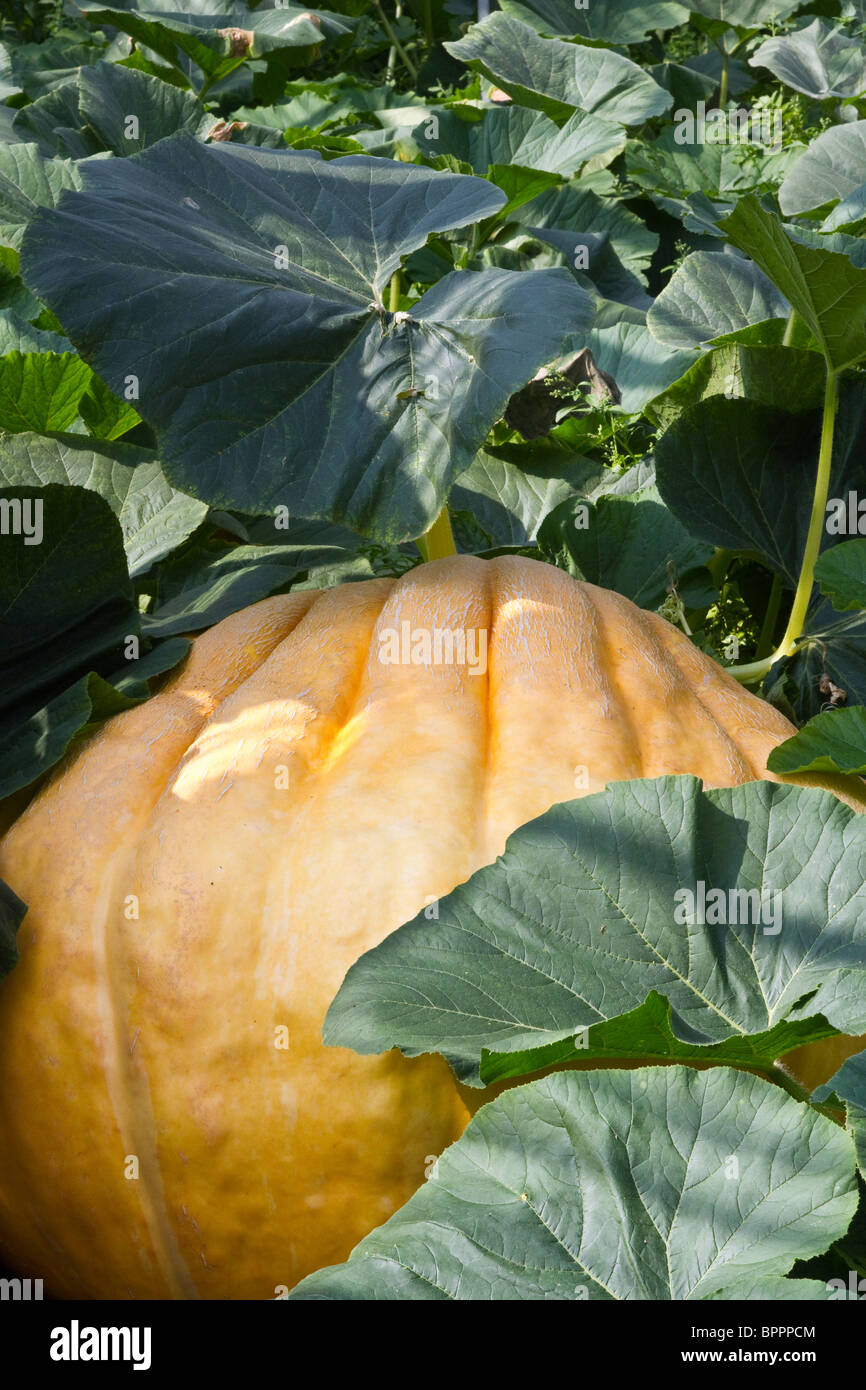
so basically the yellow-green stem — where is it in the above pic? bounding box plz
[388,269,402,312]
[782,308,799,347]
[719,52,729,108]
[416,506,456,562]
[730,371,838,684]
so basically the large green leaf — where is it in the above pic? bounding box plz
[537,485,713,609]
[0,43,18,104]
[687,0,804,23]
[647,343,825,429]
[20,135,591,543]
[647,250,788,349]
[7,37,115,101]
[655,379,866,589]
[627,127,797,206]
[408,106,624,179]
[779,121,866,220]
[718,195,866,372]
[324,777,866,1084]
[0,431,207,577]
[0,145,82,251]
[445,15,672,126]
[480,989,838,1088]
[816,538,866,612]
[10,85,95,160]
[0,352,91,433]
[750,19,866,101]
[512,182,657,299]
[0,669,141,802]
[498,0,689,43]
[0,310,69,356]
[767,708,866,776]
[291,1067,856,1300]
[654,398,817,587]
[78,60,213,153]
[75,2,351,91]
[450,445,601,546]
[585,306,697,413]
[141,541,314,637]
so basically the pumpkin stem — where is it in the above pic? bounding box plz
[781,308,799,348]
[729,369,838,685]
[388,269,402,312]
[416,506,457,562]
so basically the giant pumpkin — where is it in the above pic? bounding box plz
[0,555,863,1298]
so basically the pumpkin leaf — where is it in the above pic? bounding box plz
[0,351,92,433]
[646,344,825,429]
[815,538,866,612]
[77,59,214,154]
[0,484,145,794]
[511,182,658,302]
[585,309,697,414]
[0,308,70,355]
[141,542,313,638]
[291,1067,857,1300]
[687,0,804,23]
[653,383,866,589]
[0,432,208,578]
[497,0,689,44]
[0,670,139,802]
[0,144,82,251]
[536,485,713,609]
[444,14,672,126]
[325,776,866,1085]
[767,709,866,776]
[778,120,866,221]
[480,989,838,1087]
[450,446,602,547]
[750,19,866,101]
[408,106,625,179]
[19,134,592,544]
[647,250,789,350]
[627,128,795,207]
[74,1,351,91]
[718,195,866,373]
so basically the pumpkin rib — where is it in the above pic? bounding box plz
[578,581,647,781]
[93,818,202,1300]
[87,590,322,1302]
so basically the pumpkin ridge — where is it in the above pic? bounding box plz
[60,594,320,1300]
[93,829,202,1299]
[578,580,647,781]
[640,607,776,782]
[629,599,758,781]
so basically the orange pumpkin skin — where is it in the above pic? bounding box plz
[0,555,862,1299]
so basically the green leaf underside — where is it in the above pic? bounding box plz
[325,777,866,1086]
[768,709,866,776]
[291,1067,856,1300]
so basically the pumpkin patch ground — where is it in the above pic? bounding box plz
[3,0,866,1328]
